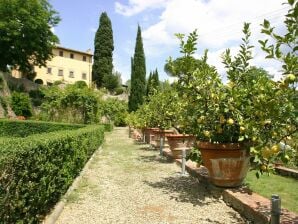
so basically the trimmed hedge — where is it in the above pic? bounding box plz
[0,119,84,137]
[102,122,114,132]
[0,124,104,223]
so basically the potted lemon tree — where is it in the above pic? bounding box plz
[165,16,296,187]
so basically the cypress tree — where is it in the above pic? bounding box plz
[92,12,114,88]
[128,25,146,112]
[146,69,160,97]
[152,68,159,88]
[146,71,153,96]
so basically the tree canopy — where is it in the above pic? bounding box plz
[0,0,60,76]
[92,12,114,89]
[128,25,146,112]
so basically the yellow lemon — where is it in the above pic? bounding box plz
[261,165,267,171]
[227,118,234,125]
[240,126,245,133]
[271,145,279,154]
[286,74,296,82]
[203,130,210,137]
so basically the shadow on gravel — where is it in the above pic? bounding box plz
[143,176,221,207]
[138,146,158,151]
[134,141,147,145]
[138,155,173,164]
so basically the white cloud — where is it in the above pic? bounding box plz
[115,0,170,16]
[114,0,289,81]
[143,0,288,48]
[51,27,55,33]
[139,0,288,79]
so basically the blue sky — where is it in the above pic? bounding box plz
[49,0,288,83]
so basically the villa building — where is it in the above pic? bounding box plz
[12,46,93,86]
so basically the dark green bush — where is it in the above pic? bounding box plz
[29,89,45,106]
[114,87,124,95]
[7,82,25,92]
[0,124,104,223]
[0,119,84,137]
[74,80,88,89]
[10,91,32,117]
[0,76,3,90]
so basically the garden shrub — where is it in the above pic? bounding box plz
[114,87,124,95]
[0,119,84,138]
[10,91,32,117]
[29,88,45,107]
[103,98,128,126]
[74,80,88,89]
[0,124,104,223]
[41,84,101,124]
[101,122,114,132]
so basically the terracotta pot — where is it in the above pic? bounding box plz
[167,134,196,159]
[198,141,250,187]
[153,129,174,149]
[167,134,196,149]
[144,128,159,144]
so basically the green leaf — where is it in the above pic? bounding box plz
[263,19,270,29]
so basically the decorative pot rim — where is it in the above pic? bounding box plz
[153,129,174,134]
[145,127,160,130]
[166,134,195,138]
[197,141,247,150]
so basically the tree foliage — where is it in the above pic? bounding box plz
[40,84,101,124]
[102,98,128,126]
[259,0,297,77]
[128,25,146,112]
[146,69,159,96]
[92,12,114,88]
[10,92,32,117]
[0,0,60,75]
[103,70,121,93]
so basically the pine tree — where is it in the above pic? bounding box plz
[128,25,146,112]
[92,12,114,88]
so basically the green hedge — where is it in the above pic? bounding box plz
[0,119,84,137]
[0,124,104,223]
[102,122,114,132]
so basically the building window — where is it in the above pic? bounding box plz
[83,55,87,61]
[59,50,63,57]
[58,69,63,76]
[47,67,52,74]
[82,73,87,80]
[69,71,74,78]
[70,53,74,59]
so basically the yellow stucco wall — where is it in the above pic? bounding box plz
[34,47,92,86]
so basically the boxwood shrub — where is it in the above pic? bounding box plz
[0,119,84,138]
[0,124,104,223]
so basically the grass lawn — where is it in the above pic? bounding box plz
[245,171,298,214]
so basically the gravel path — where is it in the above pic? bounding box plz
[56,127,247,224]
